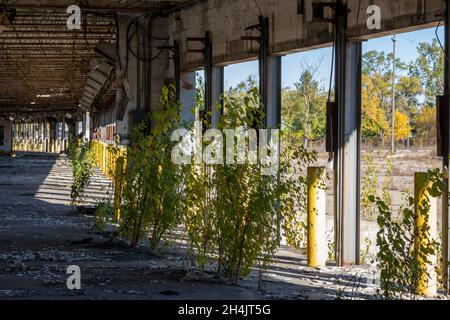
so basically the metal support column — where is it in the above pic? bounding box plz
[211,66,224,128]
[158,40,181,101]
[187,32,223,128]
[242,16,281,129]
[442,0,450,294]
[139,16,150,111]
[179,71,197,124]
[84,111,91,141]
[203,31,213,125]
[174,41,181,102]
[334,2,361,266]
[258,16,270,126]
[266,56,282,130]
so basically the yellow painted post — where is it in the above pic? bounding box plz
[109,148,113,178]
[102,143,107,174]
[21,123,25,151]
[99,142,102,168]
[97,142,101,167]
[414,172,438,297]
[113,153,125,221]
[307,167,327,267]
[18,124,21,151]
[92,141,95,164]
[96,141,99,167]
[29,123,32,151]
[106,147,110,177]
[28,123,31,152]
[25,123,28,152]
[95,141,99,166]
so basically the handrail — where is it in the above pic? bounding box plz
[91,140,127,221]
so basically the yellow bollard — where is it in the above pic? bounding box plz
[414,172,438,297]
[307,167,327,267]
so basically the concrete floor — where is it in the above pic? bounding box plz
[0,153,440,300]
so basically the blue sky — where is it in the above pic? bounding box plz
[220,26,444,90]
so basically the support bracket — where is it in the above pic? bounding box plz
[157,40,181,101]
[186,32,213,128]
[241,16,270,128]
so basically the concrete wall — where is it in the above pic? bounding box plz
[112,14,171,143]
[0,120,12,154]
[115,14,138,141]
[97,0,443,141]
[169,0,442,71]
[150,17,171,112]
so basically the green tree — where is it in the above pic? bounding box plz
[361,74,390,142]
[394,110,411,141]
[409,39,444,107]
[396,76,422,117]
[362,50,421,146]
[414,106,436,147]
[282,67,327,148]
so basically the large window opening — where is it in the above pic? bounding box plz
[360,26,444,262]
[280,47,333,252]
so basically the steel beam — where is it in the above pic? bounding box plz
[334,2,361,266]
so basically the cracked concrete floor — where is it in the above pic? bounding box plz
[0,153,418,300]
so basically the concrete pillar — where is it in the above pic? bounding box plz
[180,71,196,124]
[0,121,12,154]
[82,116,86,138]
[41,121,45,152]
[45,121,49,153]
[77,120,83,136]
[84,112,91,140]
[56,122,60,154]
